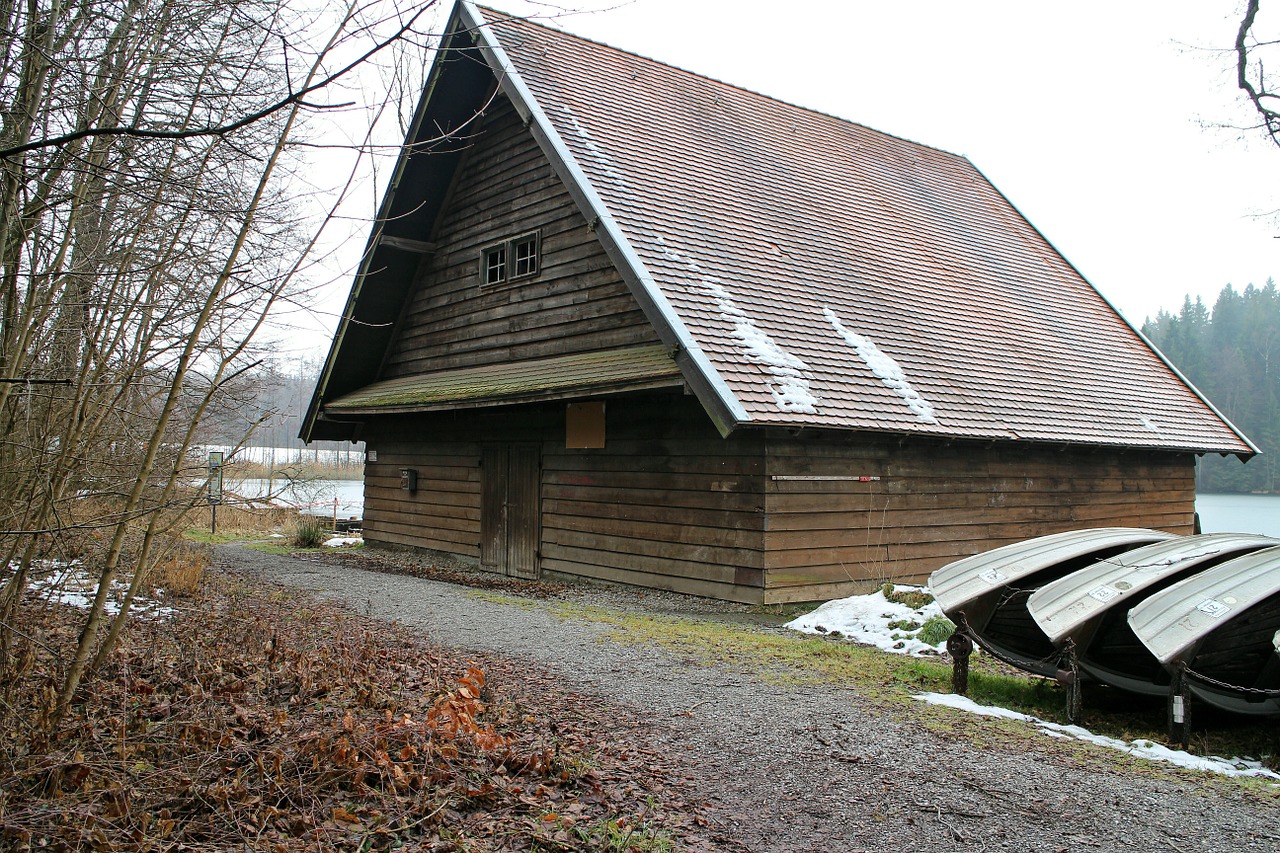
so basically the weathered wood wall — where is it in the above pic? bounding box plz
[539,397,766,602]
[361,403,1197,605]
[360,395,771,602]
[352,93,1200,603]
[362,431,482,559]
[762,432,1197,603]
[380,94,658,379]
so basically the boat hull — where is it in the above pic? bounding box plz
[1127,545,1280,716]
[929,528,1174,678]
[1026,534,1278,697]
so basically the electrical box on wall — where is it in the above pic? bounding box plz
[399,468,417,492]
[566,401,606,449]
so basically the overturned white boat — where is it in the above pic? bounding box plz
[929,528,1175,677]
[1127,545,1280,716]
[1027,533,1279,696]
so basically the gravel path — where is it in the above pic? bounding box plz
[219,545,1279,852]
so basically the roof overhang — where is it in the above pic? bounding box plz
[301,10,504,443]
[322,344,682,416]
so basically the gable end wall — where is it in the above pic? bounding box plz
[380,94,659,378]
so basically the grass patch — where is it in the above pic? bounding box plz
[470,592,1005,696]
[149,540,211,597]
[917,614,956,646]
[183,527,260,545]
[181,504,291,543]
[245,539,363,556]
[880,581,934,610]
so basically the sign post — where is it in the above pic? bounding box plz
[208,451,223,534]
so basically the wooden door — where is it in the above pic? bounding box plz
[480,445,541,578]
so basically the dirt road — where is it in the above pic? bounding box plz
[220,544,1280,852]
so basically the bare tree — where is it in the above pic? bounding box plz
[0,0,438,732]
[1237,0,1280,146]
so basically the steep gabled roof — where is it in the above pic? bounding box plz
[305,1,1255,458]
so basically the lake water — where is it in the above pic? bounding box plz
[225,477,364,519]
[1195,493,1280,538]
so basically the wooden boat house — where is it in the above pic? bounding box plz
[301,2,1255,603]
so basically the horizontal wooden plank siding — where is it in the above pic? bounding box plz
[761,432,1197,603]
[356,405,1197,605]
[380,94,658,379]
[539,395,766,601]
[358,396,769,601]
[361,440,482,559]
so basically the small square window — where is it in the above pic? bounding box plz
[482,244,506,285]
[480,231,540,286]
[512,232,539,277]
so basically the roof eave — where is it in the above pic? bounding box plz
[301,4,474,444]
[326,376,684,416]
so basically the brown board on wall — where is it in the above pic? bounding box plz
[480,445,505,571]
[566,401,605,449]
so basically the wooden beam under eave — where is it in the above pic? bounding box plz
[379,235,438,254]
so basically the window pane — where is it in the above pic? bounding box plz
[513,234,538,277]
[483,245,506,284]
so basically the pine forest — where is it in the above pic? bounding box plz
[1142,280,1280,494]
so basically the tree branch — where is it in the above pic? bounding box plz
[1237,0,1280,145]
[0,4,436,161]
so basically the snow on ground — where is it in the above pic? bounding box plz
[21,560,174,620]
[787,585,1280,782]
[915,692,1280,781]
[324,536,362,548]
[785,584,948,655]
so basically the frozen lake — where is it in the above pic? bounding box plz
[225,477,363,519]
[1195,493,1280,538]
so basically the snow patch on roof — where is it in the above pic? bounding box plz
[656,238,819,414]
[558,105,628,192]
[824,307,938,424]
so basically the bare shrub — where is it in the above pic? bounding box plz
[151,541,212,597]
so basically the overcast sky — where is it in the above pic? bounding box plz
[295,1,1279,356]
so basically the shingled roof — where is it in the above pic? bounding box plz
[304,1,1255,458]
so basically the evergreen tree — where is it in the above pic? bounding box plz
[1143,281,1280,493]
